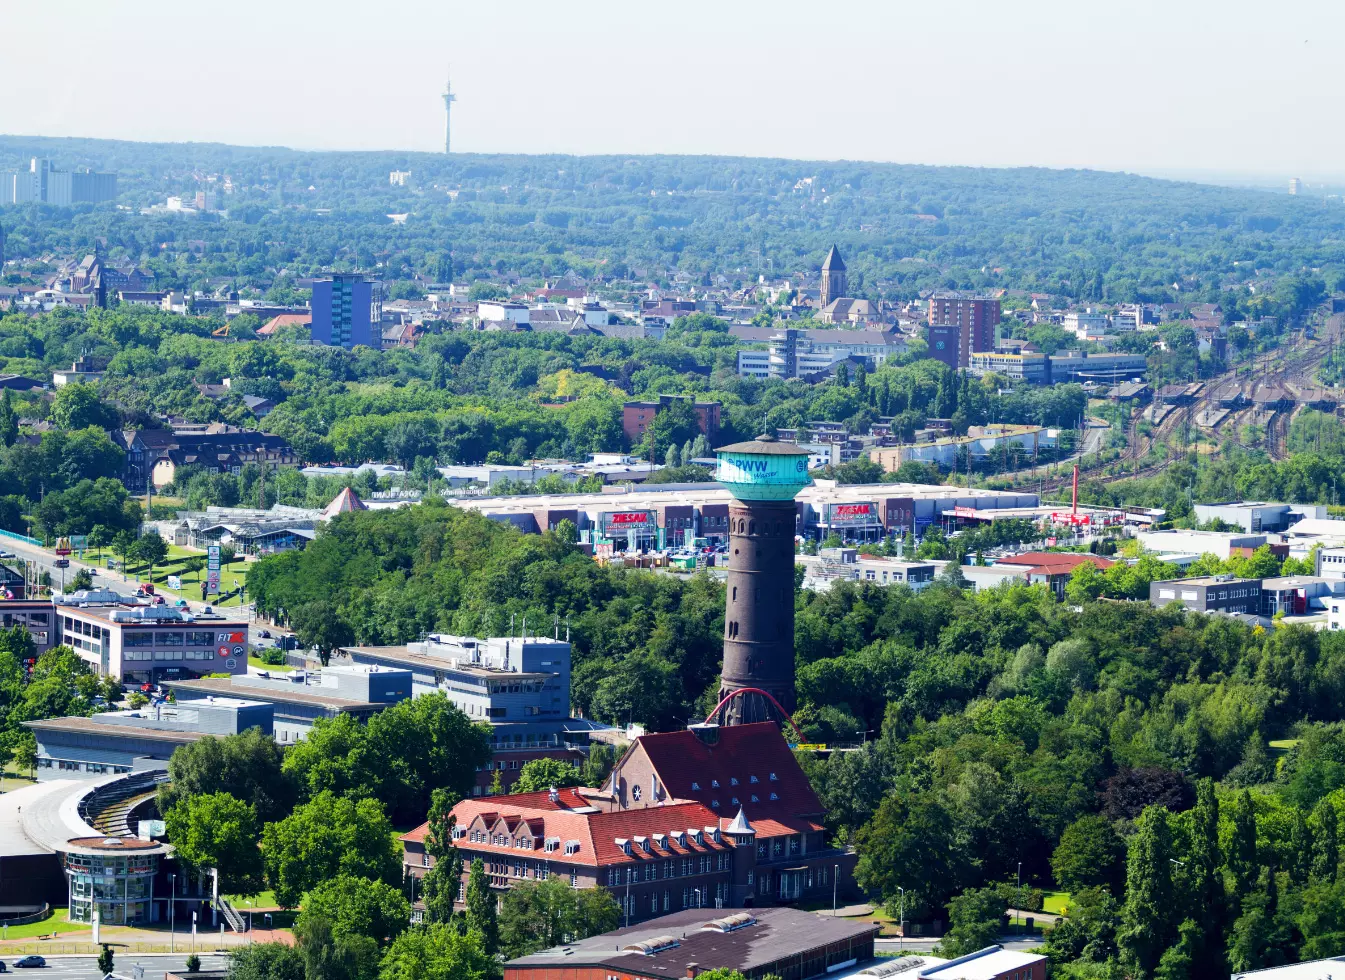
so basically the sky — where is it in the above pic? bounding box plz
[2,0,1340,181]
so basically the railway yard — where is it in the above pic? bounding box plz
[1002,312,1345,495]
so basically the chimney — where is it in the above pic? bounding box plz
[686,965,700,979]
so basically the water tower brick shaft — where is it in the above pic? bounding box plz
[713,435,811,726]
[720,498,799,724]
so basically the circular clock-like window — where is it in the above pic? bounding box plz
[632,785,642,801]
[935,341,946,349]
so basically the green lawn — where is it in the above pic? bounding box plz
[1043,891,1070,915]
[248,654,295,672]
[225,890,281,910]
[0,908,90,939]
[1270,738,1301,754]
[121,547,253,608]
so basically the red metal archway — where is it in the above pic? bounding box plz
[703,687,805,742]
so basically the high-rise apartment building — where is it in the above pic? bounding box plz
[927,293,1000,370]
[310,274,382,349]
[3,158,117,206]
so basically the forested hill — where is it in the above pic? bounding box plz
[3,134,1344,301]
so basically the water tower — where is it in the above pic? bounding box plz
[713,434,812,726]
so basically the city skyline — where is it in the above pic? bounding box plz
[2,0,1343,181]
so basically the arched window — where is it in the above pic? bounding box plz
[749,520,756,535]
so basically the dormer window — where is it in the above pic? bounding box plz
[730,777,739,786]
[731,797,739,806]
[769,772,778,781]
[654,833,668,849]
[750,775,759,784]
[564,840,580,855]
[711,780,720,789]
[751,795,759,803]
[691,782,700,791]
[616,838,631,855]
[769,792,779,801]
[636,836,651,853]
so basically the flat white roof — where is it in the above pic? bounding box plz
[922,948,1045,980]
[1231,956,1345,980]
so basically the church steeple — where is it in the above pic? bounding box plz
[820,244,847,307]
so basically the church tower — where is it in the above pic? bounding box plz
[820,244,846,307]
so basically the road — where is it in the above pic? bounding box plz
[0,534,288,657]
[1,953,230,980]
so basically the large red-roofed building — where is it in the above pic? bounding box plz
[402,723,855,925]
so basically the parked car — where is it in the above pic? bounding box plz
[14,956,45,968]
[259,629,272,639]
[0,959,9,972]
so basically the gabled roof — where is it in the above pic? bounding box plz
[822,245,846,272]
[423,790,732,867]
[621,722,824,822]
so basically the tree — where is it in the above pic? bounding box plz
[511,758,582,794]
[129,530,168,579]
[1118,807,1177,979]
[1313,798,1339,884]
[1227,790,1259,908]
[464,859,499,955]
[0,389,17,448]
[379,923,496,980]
[97,945,114,975]
[1155,918,1199,980]
[290,600,354,666]
[1290,808,1315,887]
[294,914,380,980]
[1052,815,1126,894]
[67,567,93,593]
[185,955,201,973]
[224,941,305,980]
[163,791,264,895]
[420,788,463,925]
[936,885,1006,958]
[1186,779,1226,980]
[1065,562,1105,605]
[158,727,295,824]
[499,878,620,958]
[297,874,411,945]
[261,792,401,909]
[51,383,118,431]
[855,791,967,921]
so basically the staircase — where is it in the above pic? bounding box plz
[92,789,158,836]
[214,896,247,933]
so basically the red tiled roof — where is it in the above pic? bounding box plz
[436,794,732,867]
[996,552,1114,573]
[628,723,824,823]
[257,313,310,336]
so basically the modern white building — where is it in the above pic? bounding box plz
[477,301,530,325]
[1136,529,1273,560]
[1063,312,1112,338]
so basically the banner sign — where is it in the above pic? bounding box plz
[207,545,221,593]
[826,502,879,526]
[600,511,655,535]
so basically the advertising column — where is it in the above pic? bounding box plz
[206,545,221,595]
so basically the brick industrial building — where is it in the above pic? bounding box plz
[402,723,856,924]
[927,294,1000,370]
[622,396,721,445]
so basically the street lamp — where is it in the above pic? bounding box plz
[897,887,905,953]
[169,874,176,953]
[832,864,839,917]
[1016,861,1022,936]
[694,888,702,909]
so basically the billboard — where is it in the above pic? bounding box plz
[599,511,655,536]
[826,502,879,526]
[206,545,221,594]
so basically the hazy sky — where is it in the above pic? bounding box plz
[3,0,1338,179]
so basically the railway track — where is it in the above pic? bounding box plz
[996,313,1342,493]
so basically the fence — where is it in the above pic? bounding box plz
[0,941,243,955]
[0,527,42,547]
